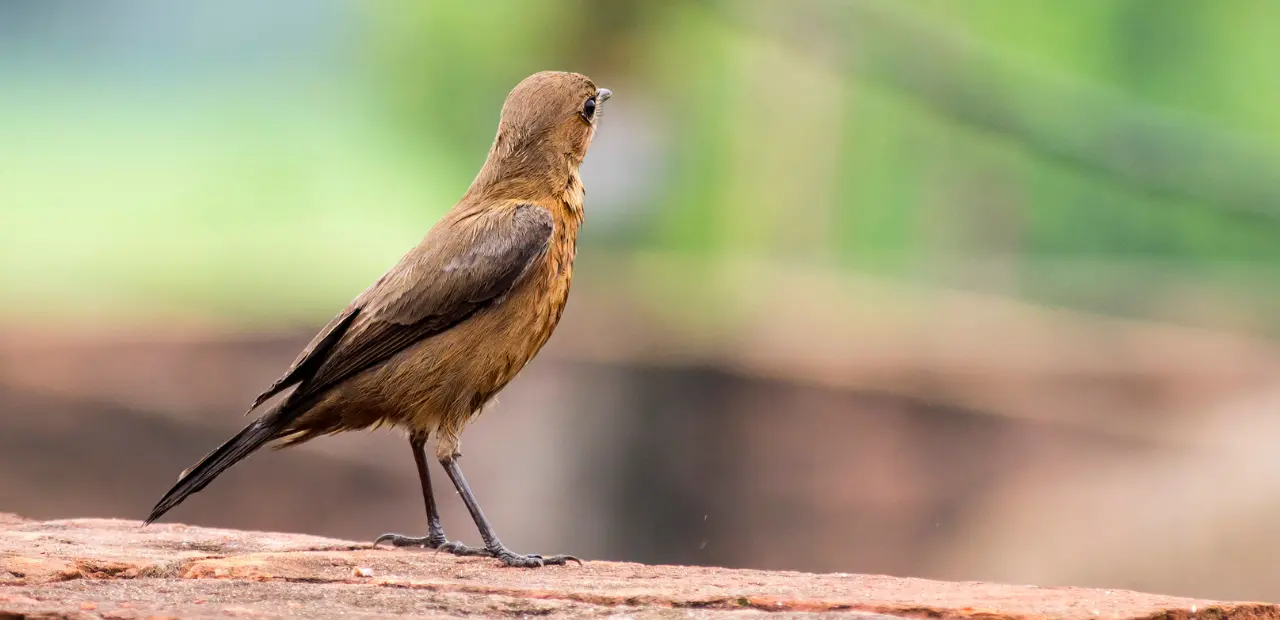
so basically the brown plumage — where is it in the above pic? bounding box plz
[145,71,611,568]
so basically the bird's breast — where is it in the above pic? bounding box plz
[524,211,579,351]
[464,208,579,407]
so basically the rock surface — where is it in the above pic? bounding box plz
[0,514,1274,619]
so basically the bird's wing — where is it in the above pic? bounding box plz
[250,203,555,413]
[247,307,362,411]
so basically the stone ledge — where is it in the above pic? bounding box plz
[1,514,1274,619]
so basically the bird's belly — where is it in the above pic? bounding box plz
[358,276,568,433]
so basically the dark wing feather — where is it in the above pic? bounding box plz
[278,203,554,409]
[248,307,361,410]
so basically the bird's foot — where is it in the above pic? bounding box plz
[491,546,582,568]
[372,533,488,557]
[438,540,490,557]
[372,532,441,549]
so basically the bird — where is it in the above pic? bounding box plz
[144,70,611,568]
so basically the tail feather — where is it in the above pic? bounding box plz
[144,417,280,525]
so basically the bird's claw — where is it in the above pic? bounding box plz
[436,540,490,557]
[493,548,582,568]
[373,533,441,548]
[373,534,580,567]
[372,533,492,557]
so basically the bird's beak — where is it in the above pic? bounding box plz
[597,88,612,104]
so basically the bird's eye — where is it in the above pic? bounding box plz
[581,96,596,121]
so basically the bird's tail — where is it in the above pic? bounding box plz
[144,412,282,525]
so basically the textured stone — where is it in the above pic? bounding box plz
[1,514,1274,619]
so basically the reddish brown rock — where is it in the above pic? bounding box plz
[1,514,1274,619]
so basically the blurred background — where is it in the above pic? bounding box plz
[3,0,1280,603]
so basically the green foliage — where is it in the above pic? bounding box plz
[2,0,1278,326]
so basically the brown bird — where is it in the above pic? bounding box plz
[144,70,611,568]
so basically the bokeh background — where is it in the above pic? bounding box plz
[4,0,1280,602]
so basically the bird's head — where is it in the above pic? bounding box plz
[493,70,611,167]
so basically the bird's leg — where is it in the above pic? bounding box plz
[373,437,486,556]
[440,454,581,568]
